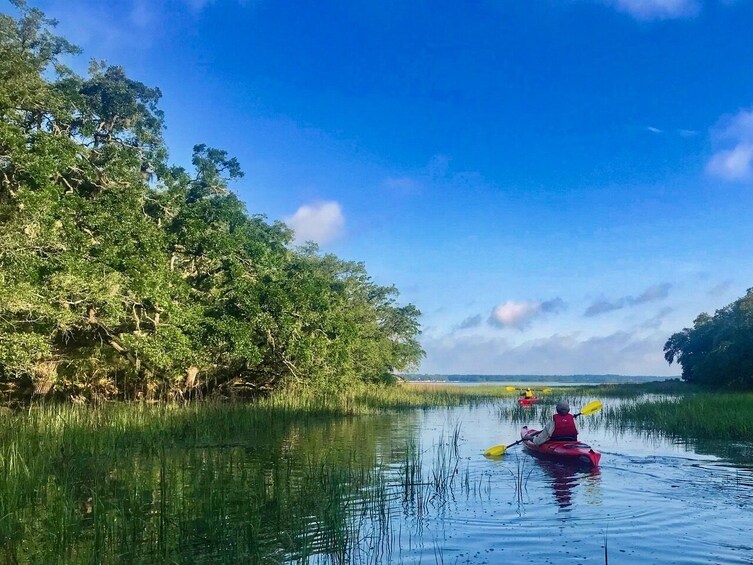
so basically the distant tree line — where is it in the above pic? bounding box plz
[664,289,753,390]
[0,2,423,400]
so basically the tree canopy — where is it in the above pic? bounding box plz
[0,1,424,400]
[664,289,753,390]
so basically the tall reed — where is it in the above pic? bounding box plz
[598,392,753,440]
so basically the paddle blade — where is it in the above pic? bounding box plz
[505,386,515,391]
[542,387,552,393]
[483,444,507,457]
[579,399,603,416]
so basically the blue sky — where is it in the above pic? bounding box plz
[15,0,753,375]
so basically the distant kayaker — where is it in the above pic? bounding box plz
[532,400,578,446]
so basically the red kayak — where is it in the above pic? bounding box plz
[518,397,540,406]
[520,426,601,468]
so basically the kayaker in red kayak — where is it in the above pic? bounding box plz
[532,400,578,446]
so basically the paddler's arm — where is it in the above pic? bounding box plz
[532,419,555,446]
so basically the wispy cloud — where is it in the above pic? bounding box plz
[382,153,452,196]
[706,108,753,181]
[384,176,422,194]
[45,2,136,53]
[130,0,158,27]
[707,280,733,297]
[420,330,677,375]
[646,126,699,137]
[489,298,565,330]
[183,0,216,13]
[584,299,624,317]
[41,0,228,56]
[285,201,345,245]
[455,314,482,330]
[678,129,698,137]
[633,283,672,304]
[605,0,701,20]
[639,306,674,329]
[585,283,671,317]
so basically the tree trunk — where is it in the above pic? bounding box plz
[185,366,199,389]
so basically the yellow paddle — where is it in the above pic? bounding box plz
[483,437,529,458]
[542,387,552,393]
[505,386,516,391]
[483,399,603,458]
[577,399,603,416]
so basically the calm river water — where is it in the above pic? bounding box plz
[388,402,753,565]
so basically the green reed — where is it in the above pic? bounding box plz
[596,392,753,440]
[556,380,695,398]
[0,389,508,563]
[500,387,753,441]
[0,401,392,562]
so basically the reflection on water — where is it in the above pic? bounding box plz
[534,459,602,511]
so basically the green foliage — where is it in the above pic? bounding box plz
[0,4,423,400]
[664,289,753,390]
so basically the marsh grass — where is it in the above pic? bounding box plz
[509,456,531,506]
[0,400,392,562]
[0,389,506,563]
[503,386,753,442]
[595,392,753,440]
[557,380,694,398]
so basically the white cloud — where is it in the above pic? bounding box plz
[716,109,753,142]
[489,298,565,330]
[706,145,753,180]
[285,201,345,245]
[706,108,753,181]
[646,126,664,134]
[490,301,541,329]
[607,0,700,20]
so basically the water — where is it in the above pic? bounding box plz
[7,399,752,563]
[404,404,753,564]
[413,381,601,387]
